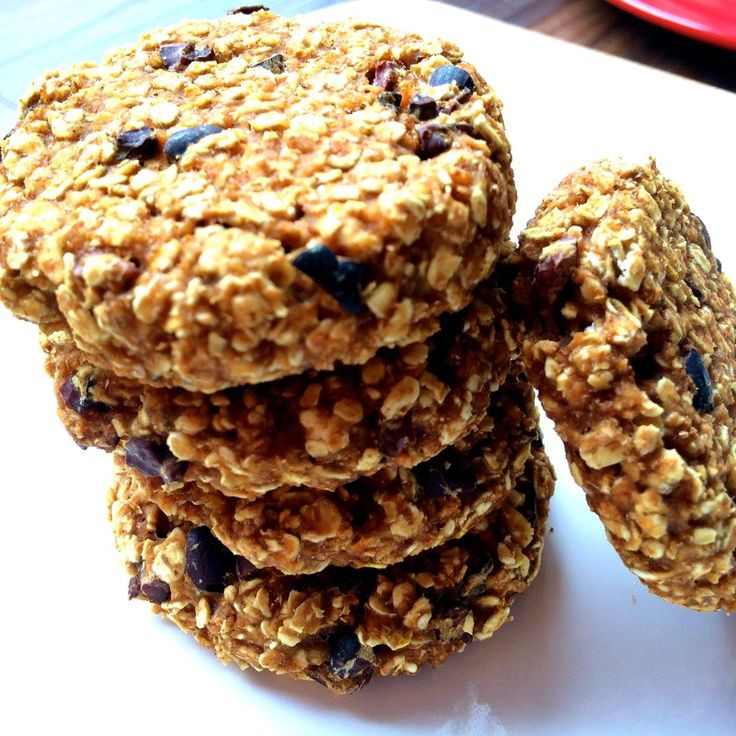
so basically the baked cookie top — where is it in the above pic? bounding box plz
[112,444,553,693]
[42,277,517,494]
[1,10,515,391]
[515,158,736,611]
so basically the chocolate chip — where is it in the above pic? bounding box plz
[292,244,365,313]
[160,42,215,71]
[371,60,402,91]
[252,53,285,73]
[416,124,451,160]
[413,447,477,498]
[533,240,578,305]
[127,573,142,600]
[125,438,187,483]
[716,258,722,273]
[408,94,438,121]
[690,213,711,252]
[59,375,108,415]
[228,4,268,13]
[163,125,223,160]
[327,628,374,680]
[115,126,158,161]
[235,555,258,580]
[429,64,475,92]
[141,577,171,604]
[685,347,714,412]
[186,526,237,593]
[685,276,703,300]
[378,91,402,110]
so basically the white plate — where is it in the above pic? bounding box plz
[1,2,735,734]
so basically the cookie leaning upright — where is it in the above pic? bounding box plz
[514,158,736,611]
[0,10,515,392]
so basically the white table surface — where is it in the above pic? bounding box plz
[1,1,734,734]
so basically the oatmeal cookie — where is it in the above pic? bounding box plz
[42,279,517,493]
[111,445,553,694]
[112,371,540,574]
[0,10,515,392]
[515,158,736,611]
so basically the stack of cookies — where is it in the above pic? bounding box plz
[0,9,554,692]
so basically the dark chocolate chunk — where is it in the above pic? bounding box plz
[127,573,142,600]
[408,93,438,121]
[252,53,285,73]
[292,244,365,313]
[716,258,722,273]
[235,555,258,580]
[228,4,268,13]
[429,64,475,92]
[378,91,402,110]
[685,276,703,300]
[186,526,237,593]
[115,126,158,161]
[413,447,477,498]
[371,60,402,91]
[141,577,171,604]
[163,125,223,160]
[59,375,108,415]
[533,239,578,305]
[416,124,451,160]
[160,42,215,71]
[685,347,714,412]
[327,628,374,680]
[690,212,711,252]
[125,438,187,483]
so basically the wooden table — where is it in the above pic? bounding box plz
[1,0,734,128]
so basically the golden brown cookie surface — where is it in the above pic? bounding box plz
[516,158,736,612]
[1,11,515,391]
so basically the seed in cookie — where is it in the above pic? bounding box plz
[416,124,451,160]
[125,438,187,483]
[252,53,285,73]
[429,64,475,92]
[409,94,438,121]
[163,125,223,160]
[186,526,237,593]
[293,244,365,314]
[159,42,215,71]
[685,347,714,412]
[115,126,158,161]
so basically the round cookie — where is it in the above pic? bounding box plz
[1,10,515,392]
[514,157,736,612]
[111,446,554,694]
[112,370,540,574]
[42,279,517,494]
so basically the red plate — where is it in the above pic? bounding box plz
[607,0,736,49]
